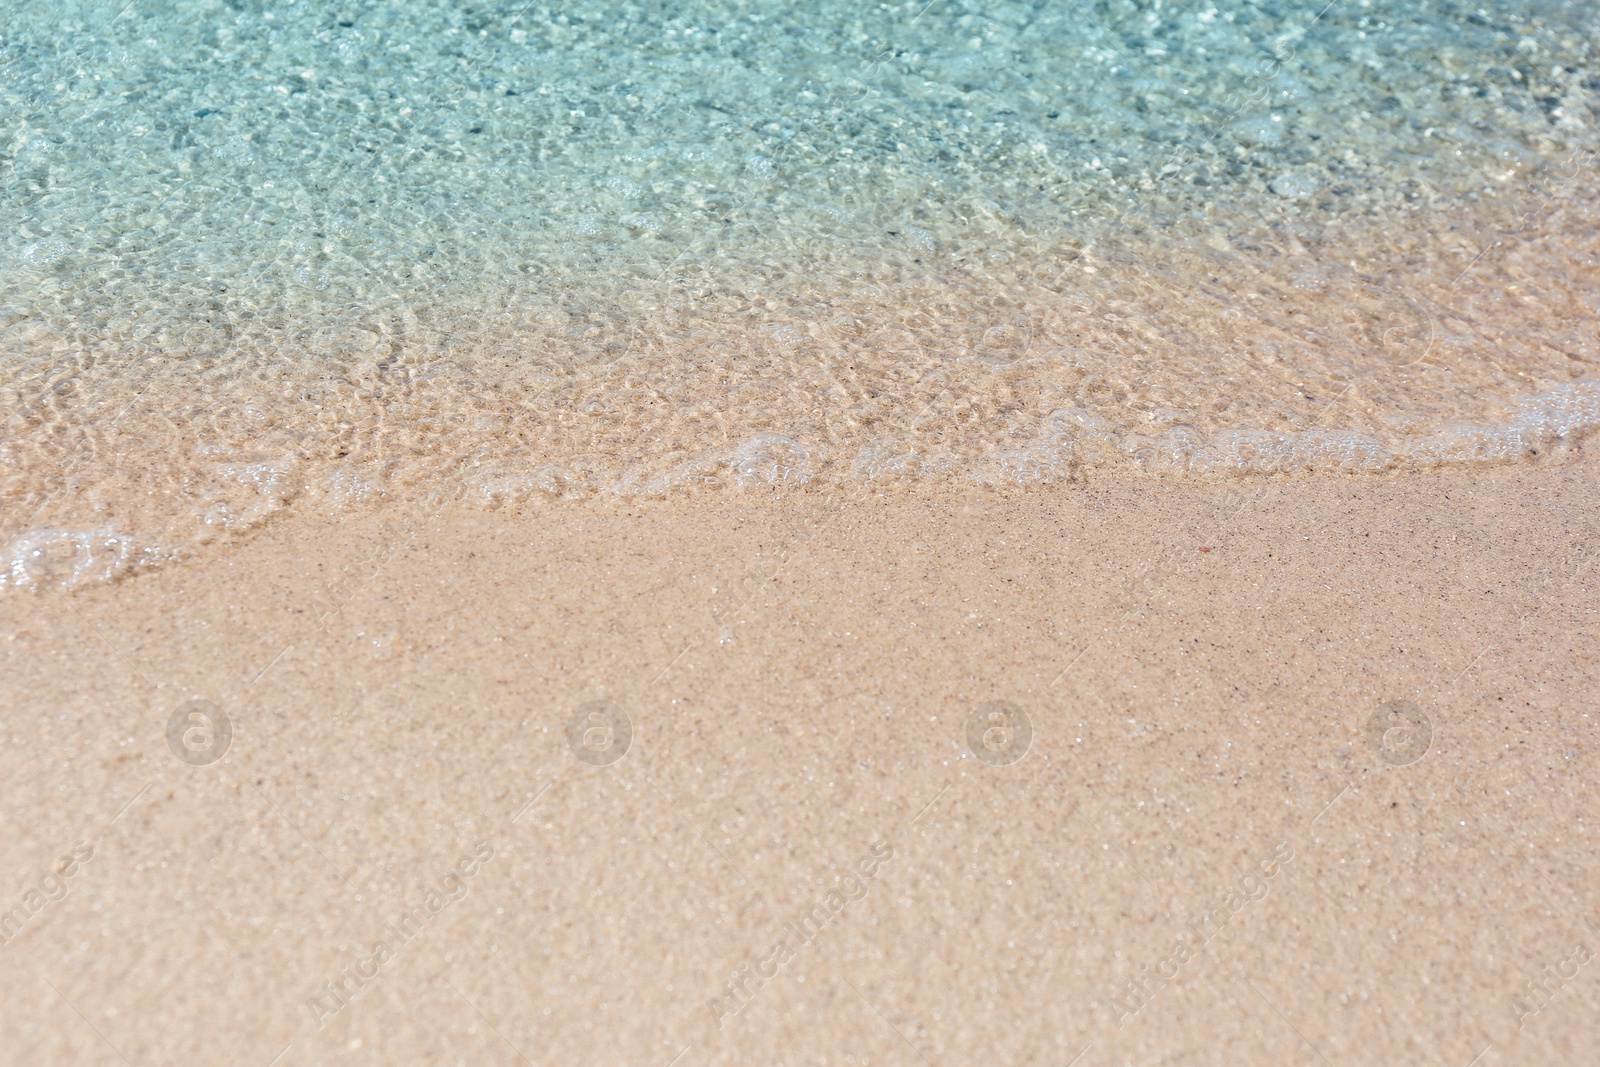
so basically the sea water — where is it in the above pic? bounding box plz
[2,0,1598,588]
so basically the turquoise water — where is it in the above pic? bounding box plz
[3,0,1599,587]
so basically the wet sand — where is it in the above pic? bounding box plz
[2,453,1598,1066]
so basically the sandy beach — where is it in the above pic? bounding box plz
[2,450,1596,1065]
[5,0,1600,1062]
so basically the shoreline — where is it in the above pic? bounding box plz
[3,453,1597,1063]
[7,377,1600,596]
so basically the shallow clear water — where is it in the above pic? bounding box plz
[3,0,1599,587]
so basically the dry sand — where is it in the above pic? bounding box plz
[2,453,1598,1066]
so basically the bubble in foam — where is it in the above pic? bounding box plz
[759,323,808,351]
[1509,382,1600,440]
[852,446,920,483]
[1268,172,1320,199]
[730,435,816,488]
[1,529,157,592]
[327,465,386,506]
[136,309,236,361]
[476,464,586,505]
[20,238,70,266]
[968,308,1034,363]
[604,176,643,199]
[193,459,299,532]
[1230,115,1283,147]
[1412,382,1600,465]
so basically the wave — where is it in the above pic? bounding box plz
[5,381,1596,593]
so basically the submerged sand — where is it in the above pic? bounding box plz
[8,0,1600,590]
[2,452,1596,1065]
